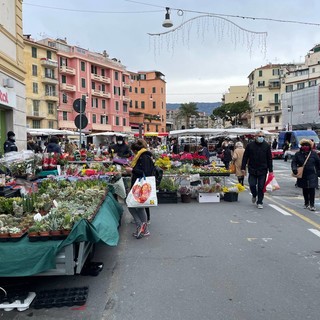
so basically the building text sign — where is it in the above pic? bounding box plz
[0,85,16,109]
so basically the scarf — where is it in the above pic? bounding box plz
[130,148,147,168]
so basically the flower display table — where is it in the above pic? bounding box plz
[0,193,123,277]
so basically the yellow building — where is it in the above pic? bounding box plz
[223,85,248,104]
[0,0,25,152]
[248,64,284,132]
[24,35,59,130]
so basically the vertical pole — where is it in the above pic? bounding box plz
[79,98,82,148]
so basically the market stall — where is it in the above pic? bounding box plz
[0,192,122,277]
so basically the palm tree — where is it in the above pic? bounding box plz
[177,102,199,129]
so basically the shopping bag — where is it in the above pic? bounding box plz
[126,176,158,207]
[291,166,304,179]
[263,173,280,193]
[229,162,236,174]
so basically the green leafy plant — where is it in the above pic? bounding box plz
[158,177,179,192]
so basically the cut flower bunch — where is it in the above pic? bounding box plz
[222,183,246,194]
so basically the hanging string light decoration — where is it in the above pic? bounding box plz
[148,12,267,58]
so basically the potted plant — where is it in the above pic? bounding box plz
[222,183,245,202]
[178,186,192,203]
[157,177,179,204]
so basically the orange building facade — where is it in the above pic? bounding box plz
[129,71,166,133]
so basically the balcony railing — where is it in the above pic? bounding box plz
[44,92,59,101]
[123,96,131,102]
[40,58,58,68]
[42,76,58,85]
[90,73,111,83]
[91,89,111,98]
[26,111,46,119]
[59,65,76,75]
[60,83,76,92]
[268,99,280,105]
[122,82,130,89]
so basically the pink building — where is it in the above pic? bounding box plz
[38,38,131,133]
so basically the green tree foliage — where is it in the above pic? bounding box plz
[211,101,250,126]
[177,102,199,129]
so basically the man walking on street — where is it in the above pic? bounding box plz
[241,131,273,209]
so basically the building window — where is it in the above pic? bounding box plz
[257,81,265,87]
[134,87,138,94]
[33,100,40,115]
[141,101,145,109]
[139,74,146,80]
[135,101,138,109]
[32,65,37,76]
[63,111,68,121]
[81,61,85,71]
[48,120,54,128]
[62,93,68,103]
[114,86,120,95]
[309,80,317,87]
[156,125,158,132]
[260,117,264,124]
[48,102,54,114]
[297,82,305,90]
[258,94,262,101]
[92,114,96,123]
[146,124,150,131]
[115,101,119,111]
[46,50,52,59]
[267,116,272,123]
[91,65,97,74]
[275,105,279,111]
[102,100,106,109]
[258,70,262,77]
[115,71,119,81]
[123,104,128,112]
[101,69,105,76]
[61,75,66,83]
[153,101,156,109]
[32,47,37,58]
[152,87,156,93]
[272,69,280,76]
[32,120,40,128]
[129,86,132,92]
[141,88,145,94]
[115,116,119,126]
[60,57,67,66]
[100,115,106,124]
[275,115,280,123]
[286,85,293,92]
[92,97,98,108]
[81,78,86,88]
[32,83,38,94]
[123,118,126,126]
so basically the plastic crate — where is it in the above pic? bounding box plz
[223,192,238,202]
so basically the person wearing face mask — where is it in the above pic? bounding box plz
[241,131,273,209]
[4,131,18,153]
[108,136,132,158]
[291,139,320,211]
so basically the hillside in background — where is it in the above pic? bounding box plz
[166,102,222,115]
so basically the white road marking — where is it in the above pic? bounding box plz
[308,229,320,238]
[269,204,292,216]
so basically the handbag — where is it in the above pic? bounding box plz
[229,162,236,174]
[291,152,311,179]
[126,176,158,208]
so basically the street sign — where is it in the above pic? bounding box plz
[74,114,88,129]
[73,98,86,113]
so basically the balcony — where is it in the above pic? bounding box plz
[91,89,111,98]
[92,123,112,131]
[59,65,76,75]
[122,82,130,89]
[26,111,46,119]
[255,108,282,116]
[42,76,58,85]
[269,81,280,89]
[268,99,280,105]
[40,58,58,68]
[58,120,76,130]
[91,73,111,83]
[60,83,76,92]
[44,92,59,101]
[122,96,131,102]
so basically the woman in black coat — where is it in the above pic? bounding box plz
[291,139,320,211]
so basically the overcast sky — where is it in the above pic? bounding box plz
[22,0,320,103]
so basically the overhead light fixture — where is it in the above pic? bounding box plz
[162,7,173,28]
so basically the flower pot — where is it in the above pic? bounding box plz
[181,194,192,203]
[224,192,238,202]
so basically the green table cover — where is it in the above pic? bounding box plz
[0,193,123,277]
